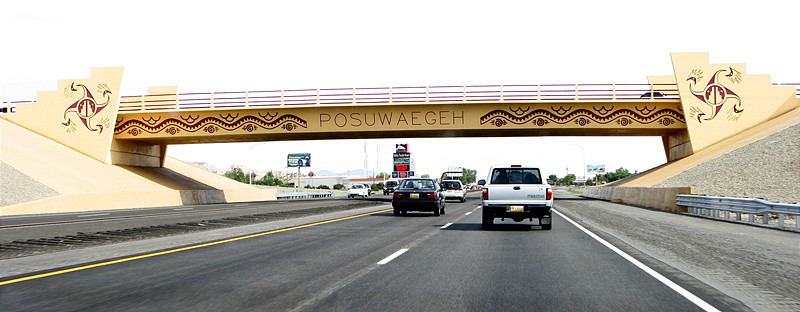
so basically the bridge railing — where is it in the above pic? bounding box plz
[0,100,34,114]
[773,82,800,96]
[117,83,684,112]
[3,83,796,113]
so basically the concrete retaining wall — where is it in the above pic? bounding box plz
[581,186,694,212]
[0,188,277,216]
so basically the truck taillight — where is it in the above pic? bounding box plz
[482,188,488,200]
[546,188,552,200]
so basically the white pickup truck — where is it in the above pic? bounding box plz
[478,165,553,230]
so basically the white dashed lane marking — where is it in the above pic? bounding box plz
[377,249,409,265]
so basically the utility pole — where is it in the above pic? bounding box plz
[377,144,382,184]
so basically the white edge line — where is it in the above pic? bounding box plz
[173,208,194,211]
[465,212,472,215]
[441,223,453,229]
[553,209,721,312]
[377,248,409,265]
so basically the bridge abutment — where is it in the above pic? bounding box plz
[110,140,166,167]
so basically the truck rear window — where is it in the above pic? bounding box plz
[490,168,542,184]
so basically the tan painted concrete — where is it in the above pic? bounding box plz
[671,53,799,155]
[620,107,800,187]
[582,107,800,211]
[113,101,686,144]
[2,68,123,164]
[581,186,694,212]
[0,118,275,216]
[2,54,797,215]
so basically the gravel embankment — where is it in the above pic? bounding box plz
[0,162,60,206]
[656,123,800,203]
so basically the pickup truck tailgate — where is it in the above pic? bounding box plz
[484,185,550,205]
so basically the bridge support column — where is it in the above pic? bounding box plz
[662,129,693,161]
[110,140,167,167]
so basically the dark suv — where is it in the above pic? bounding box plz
[383,180,399,195]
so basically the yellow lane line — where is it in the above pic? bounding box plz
[0,208,393,286]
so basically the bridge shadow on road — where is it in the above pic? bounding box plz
[372,211,440,217]
[441,223,546,231]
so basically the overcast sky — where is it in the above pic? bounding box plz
[2,1,798,180]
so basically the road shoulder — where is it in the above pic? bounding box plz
[0,204,391,279]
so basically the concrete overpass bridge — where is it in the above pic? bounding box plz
[2,52,798,214]
[113,83,686,146]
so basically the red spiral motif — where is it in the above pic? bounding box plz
[616,118,631,126]
[166,127,179,135]
[660,118,673,126]
[491,119,507,127]
[534,118,548,127]
[575,118,590,126]
[204,125,217,133]
[283,123,295,131]
[243,124,256,132]
[127,128,140,136]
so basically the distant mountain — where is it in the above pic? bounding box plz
[313,169,371,177]
[190,162,223,174]
[313,170,338,176]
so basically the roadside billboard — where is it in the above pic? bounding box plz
[395,144,408,153]
[445,166,463,177]
[393,158,410,165]
[287,153,311,167]
[587,165,605,175]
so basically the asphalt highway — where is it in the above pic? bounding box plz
[0,195,749,311]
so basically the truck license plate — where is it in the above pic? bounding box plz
[410,193,419,199]
[508,206,524,212]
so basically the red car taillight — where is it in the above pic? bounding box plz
[427,193,438,199]
[546,188,553,200]
[393,193,402,199]
[482,188,488,200]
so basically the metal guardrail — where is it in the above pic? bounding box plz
[276,192,333,199]
[677,194,800,229]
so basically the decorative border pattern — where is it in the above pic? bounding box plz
[479,106,685,128]
[114,113,307,136]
